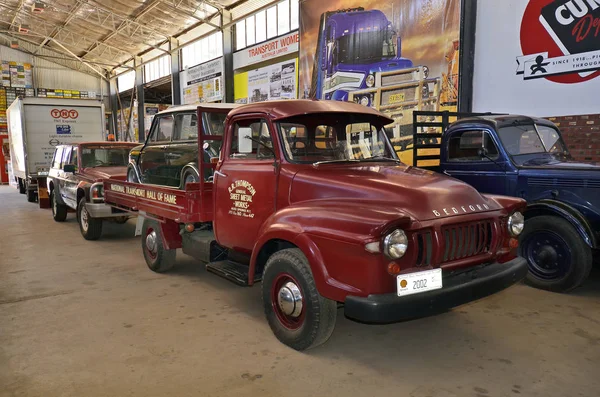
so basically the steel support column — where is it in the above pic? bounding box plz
[170,37,181,105]
[458,0,477,113]
[108,72,118,139]
[222,10,234,103]
[136,58,146,142]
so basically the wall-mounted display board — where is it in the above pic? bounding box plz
[180,58,224,104]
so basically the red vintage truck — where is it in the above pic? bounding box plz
[103,100,528,350]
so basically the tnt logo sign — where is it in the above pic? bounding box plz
[516,0,600,84]
[51,109,79,119]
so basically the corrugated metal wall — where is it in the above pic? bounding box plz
[0,45,108,95]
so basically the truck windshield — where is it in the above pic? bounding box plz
[497,124,567,156]
[81,147,131,167]
[277,115,398,164]
[337,28,397,64]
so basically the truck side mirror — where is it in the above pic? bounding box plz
[238,127,253,154]
[477,147,489,158]
[63,164,76,173]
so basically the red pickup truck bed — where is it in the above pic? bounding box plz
[103,179,213,223]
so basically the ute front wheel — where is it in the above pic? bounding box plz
[78,198,103,240]
[141,218,176,273]
[520,215,592,293]
[261,248,337,351]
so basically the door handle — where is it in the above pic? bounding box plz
[214,170,227,178]
[161,145,169,150]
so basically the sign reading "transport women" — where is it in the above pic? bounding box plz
[233,31,299,69]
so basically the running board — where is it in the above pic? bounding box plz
[205,261,262,286]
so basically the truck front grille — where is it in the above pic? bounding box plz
[414,220,495,266]
[442,220,494,262]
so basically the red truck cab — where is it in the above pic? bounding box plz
[104,100,528,350]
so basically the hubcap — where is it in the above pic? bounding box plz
[80,205,89,232]
[271,273,305,330]
[145,230,158,258]
[523,231,571,281]
[277,281,303,317]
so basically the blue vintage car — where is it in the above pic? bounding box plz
[416,113,599,292]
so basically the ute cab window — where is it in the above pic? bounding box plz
[277,114,396,164]
[448,130,499,162]
[80,146,131,168]
[52,146,64,169]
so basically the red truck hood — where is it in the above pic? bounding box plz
[289,164,501,221]
[81,166,128,181]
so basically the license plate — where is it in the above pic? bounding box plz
[397,268,443,297]
[388,93,405,104]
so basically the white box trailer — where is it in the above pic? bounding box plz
[8,97,105,203]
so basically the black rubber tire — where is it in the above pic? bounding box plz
[18,178,26,194]
[181,168,199,189]
[520,215,592,292]
[77,198,103,240]
[127,165,139,183]
[141,218,176,273]
[50,190,67,221]
[261,248,337,351]
[26,187,36,203]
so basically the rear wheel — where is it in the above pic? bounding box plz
[127,165,139,183]
[50,190,67,221]
[141,218,176,273]
[261,248,337,351]
[78,198,103,240]
[181,168,199,189]
[18,178,26,194]
[520,215,592,292]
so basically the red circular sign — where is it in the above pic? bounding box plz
[520,0,600,84]
[69,110,79,119]
[60,109,70,118]
[51,109,61,118]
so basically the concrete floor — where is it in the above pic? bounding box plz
[0,185,599,397]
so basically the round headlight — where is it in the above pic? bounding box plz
[383,229,408,259]
[330,76,338,88]
[422,65,430,79]
[360,96,370,107]
[366,74,375,87]
[508,211,525,236]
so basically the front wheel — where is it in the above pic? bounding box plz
[141,218,176,273]
[519,215,592,292]
[50,190,67,221]
[77,198,103,240]
[26,187,36,203]
[261,248,337,351]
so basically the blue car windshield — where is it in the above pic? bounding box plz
[497,124,568,156]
